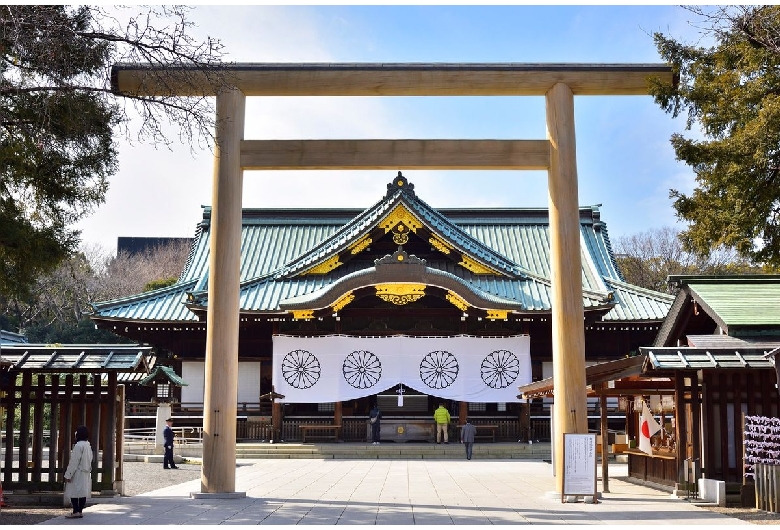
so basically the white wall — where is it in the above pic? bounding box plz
[181,361,261,407]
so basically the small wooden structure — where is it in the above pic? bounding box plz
[518,354,650,493]
[0,344,151,494]
[650,275,780,499]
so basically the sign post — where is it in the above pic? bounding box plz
[562,433,598,503]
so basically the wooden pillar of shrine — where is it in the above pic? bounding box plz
[201,88,246,494]
[459,401,468,425]
[334,401,343,440]
[546,81,588,492]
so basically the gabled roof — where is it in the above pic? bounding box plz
[655,275,780,345]
[0,344,152,372]
[91,174,673,324]
[275,174,523,279]
[139,365,188,387]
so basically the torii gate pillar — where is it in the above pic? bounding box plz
[201,88,245,494]
[546,82,588,492]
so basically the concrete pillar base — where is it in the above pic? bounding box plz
[190,491,247,499]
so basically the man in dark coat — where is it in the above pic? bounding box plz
[460,419,477,460]
[163,418,178,469]
[369,404,382,445]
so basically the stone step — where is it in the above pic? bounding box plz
[127,442,552,461]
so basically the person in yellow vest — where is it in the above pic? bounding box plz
[433,403,451,444]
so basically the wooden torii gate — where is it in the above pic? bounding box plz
[111,63,674,494]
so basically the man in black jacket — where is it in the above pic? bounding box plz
[163,418,179,469]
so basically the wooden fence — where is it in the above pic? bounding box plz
[1,372,122,493]
[236,416,543,443]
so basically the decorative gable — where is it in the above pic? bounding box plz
[297,172,511,278]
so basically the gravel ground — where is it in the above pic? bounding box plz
[3,462,780,525]
[0,461,202,525]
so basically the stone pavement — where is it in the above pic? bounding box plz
[43,460,747,525]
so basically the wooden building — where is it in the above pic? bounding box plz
[89,174,673,441]
[634,275,780,494]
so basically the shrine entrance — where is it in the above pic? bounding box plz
[111,62,674,493]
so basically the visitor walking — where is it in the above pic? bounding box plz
[434,403,451,444]
[369,404,382,445]
[163,418,179,469]
[460,419,477,460]
[64,425,93,519]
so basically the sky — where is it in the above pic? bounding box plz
[76,5,704,252]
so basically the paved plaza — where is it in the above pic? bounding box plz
[44,459,746,525]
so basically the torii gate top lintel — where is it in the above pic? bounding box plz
[111,62,675,97]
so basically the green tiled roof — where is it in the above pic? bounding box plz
[91,176,673,324]
[0,344,152,372]
[641,346,777,370]
[139,365,188,387]
[669,275,780,332]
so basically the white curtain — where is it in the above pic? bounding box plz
[272,334,531,403]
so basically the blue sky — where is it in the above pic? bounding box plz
[77,5,702,251]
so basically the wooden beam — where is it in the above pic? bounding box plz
[241,139,550,170]
[112,63,674,97]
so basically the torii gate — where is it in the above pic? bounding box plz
[112,63,674,494]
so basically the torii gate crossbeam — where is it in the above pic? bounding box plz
[112,63,674,495]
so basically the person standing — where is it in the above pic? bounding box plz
[64,425,93,519]
[163,417,179,469]
[369,404,382,445]
[460,419,477,460]
[433,403,451,444]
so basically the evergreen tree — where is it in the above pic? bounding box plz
[651,6,780,266]
[0,6,224,298]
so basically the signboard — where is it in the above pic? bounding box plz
[562,433,597,502]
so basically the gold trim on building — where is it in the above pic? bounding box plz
[290,309,315,320]
[459,255,496,275]
[375,283,426,306]
[429,235,452,255]
[302,255,342,275]
[349,235,372,255]
[392,225,410,245]
[378,204,424,233]
[486,310,509,320]
[445,291,469,312]
[331,292,355,313]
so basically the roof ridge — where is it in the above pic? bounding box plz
[603,276,676,301]
[89,278,199,311]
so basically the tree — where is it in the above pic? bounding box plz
[650,5,780,267]
[614,226,764,294]
[0,239,190,341]
[0,6,225,299]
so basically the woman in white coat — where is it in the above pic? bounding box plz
[64,425,93,519]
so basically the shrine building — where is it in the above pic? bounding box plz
[89,173,673,442]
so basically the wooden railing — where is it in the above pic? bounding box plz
[127,408,554,443]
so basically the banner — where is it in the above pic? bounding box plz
[272,334,531,403]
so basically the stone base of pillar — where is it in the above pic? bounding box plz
[190,491,247,499]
